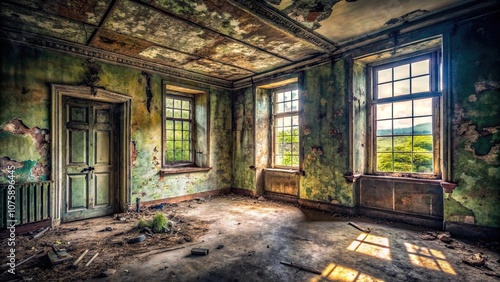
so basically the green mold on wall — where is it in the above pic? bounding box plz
[449,13,500,228]
[300,59,353,206]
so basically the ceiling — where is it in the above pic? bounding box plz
[0,0,473,85]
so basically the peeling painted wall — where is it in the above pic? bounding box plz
[300,59,353,206]
[352,61,367,175]
[232,87,255,191]
[448,13,500,228]
[0,41,232,203]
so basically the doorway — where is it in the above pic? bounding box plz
[52,85,131,225]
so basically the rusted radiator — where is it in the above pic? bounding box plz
[0,181,53,229]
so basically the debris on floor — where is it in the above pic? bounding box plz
[191,248,209,256]
[348,221,371,233]
[0,200,209,282]
[462,253,486,267]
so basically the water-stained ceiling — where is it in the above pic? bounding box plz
[0,0,474,86]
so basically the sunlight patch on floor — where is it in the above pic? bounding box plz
[347,233,392,261]
[404,243,456,275]
[310,262,384,282]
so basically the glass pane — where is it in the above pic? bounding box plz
[376,137,392,152]
[175,131,182,140]
[394,64,410,80]
[394,136,412,152]
[285,101,292,112]
[377,153,393,172]
[277,103,284,113]
[175,121,183,130]
[166,130,174,140]
[174,141,182,149]
[394,79,410,96]
[394,153,412,172]
[377,103,392,120]
[414,98,432,116]
[292,115,299,126]
[174,109,181,118]
[292,100,299,111]
[393,118,412,135]
[377,83,392,99]
[166,98,174,108]
[166,109,173,118]
[393,100,412,118]
[412,59,429,76]
[277,117,283,127]
[377,120,392,136]
[166,151,174,161]
[291,134,299,143]
[183,151,191,161]
[291,90,298,100]
[175,150,182,161]
[166,120,173,129]
[182,110,189,119]
[414,135,433,152]
[414,117,432,135]
[182,100,190,110]
[277,92,284,102]
[284,91,291,101]
[291,156,299,166]
[291,143,299,153]
[183,121,190,130]
[173,100,181,108]
[166,140,173,150]
[377,68,392,83]
[183,131,190,140]
[412,75,430,93]
[283,116,291,126]
[183,141,190,150]
[275,155,282,165]
[413,153,433,173]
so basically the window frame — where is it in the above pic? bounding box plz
[272,83,300,169]
[370,51,442,178]
[162,91,195,168]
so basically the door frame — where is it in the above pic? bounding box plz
[51,84,132,226]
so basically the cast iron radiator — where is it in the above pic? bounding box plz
[0,181,53,229]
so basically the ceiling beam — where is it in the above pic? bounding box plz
[87,0,119,47]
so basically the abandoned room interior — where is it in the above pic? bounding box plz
[1,0,499,281]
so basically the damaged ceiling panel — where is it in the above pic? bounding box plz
[0,0,476,85]
[269,0,464,43]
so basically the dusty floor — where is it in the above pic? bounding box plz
[2,194,500,281]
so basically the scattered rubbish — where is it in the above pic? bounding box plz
[191,248,209,256]
[99,268,116,277]
[267,245,270,248]
[61,227,78,232]
[47,245,73,266]
[280,261,322,275]
[127,234,146,244]
[1,250,44,274]
[85,252,99,267]
[138,212,171,233]
[445,244,455,249]
[150,203,166,210]
[99,227,113,232]
[258,196,266,201]
[216,245,224,249]
[195,197,205,202]
[348,222,371,233]
[484,272,500,278]
[72,249,89,267]
[437,232,452,243]
[462,253,486,267]
[31,227,50,239]
[419,232,437,240]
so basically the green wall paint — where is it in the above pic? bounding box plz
[449,13,500,228]
[300,60,353,206]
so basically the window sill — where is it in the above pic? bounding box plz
[265,168,304,175]
[161,167,211,175]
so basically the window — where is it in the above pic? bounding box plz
[164,95,193,166]
[273,85,300,168]
[372,53,440,175]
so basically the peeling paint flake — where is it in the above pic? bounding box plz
[139,46,196,65]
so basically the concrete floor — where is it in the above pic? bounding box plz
[92,195,499,282]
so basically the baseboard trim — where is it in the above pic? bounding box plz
[445,221,500,241]
[358,206,444,230]
[139,188,232,209]
[264,191,299,204]
[298,199,357,215]
[0,219,51,238]
[231,187,257,197]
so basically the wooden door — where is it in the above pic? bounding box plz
[63,97,116,221]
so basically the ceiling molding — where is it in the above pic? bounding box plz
[230,0,338,53]
[0,28,234,90]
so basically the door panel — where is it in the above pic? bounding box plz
[63,97,116,221]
